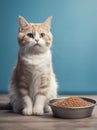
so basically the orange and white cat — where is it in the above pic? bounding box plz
[9,16,58,115]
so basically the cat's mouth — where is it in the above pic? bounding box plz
[33,43,41,47]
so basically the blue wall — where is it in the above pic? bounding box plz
[0,0,97,94]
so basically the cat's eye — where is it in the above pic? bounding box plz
[40,33,45,38]
[27,33,34,38]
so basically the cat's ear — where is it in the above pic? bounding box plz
[18,16,29,28]
[43,16,52,30]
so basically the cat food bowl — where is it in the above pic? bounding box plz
[49,97,96,119]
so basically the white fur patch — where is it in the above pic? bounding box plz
[35,31,40,39]
[21,50,51,65]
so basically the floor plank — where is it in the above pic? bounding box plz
[0,95,97,130]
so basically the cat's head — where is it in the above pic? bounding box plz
[18,16,53,54]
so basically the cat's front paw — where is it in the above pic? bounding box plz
[22,108,32,116]
[33,107,44,115]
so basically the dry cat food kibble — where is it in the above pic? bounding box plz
[53,97,93,108]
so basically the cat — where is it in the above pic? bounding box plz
[9,16,58,116]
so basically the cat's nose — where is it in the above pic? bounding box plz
[35,39,39,43]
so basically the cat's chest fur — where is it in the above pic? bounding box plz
[21,50,51,98]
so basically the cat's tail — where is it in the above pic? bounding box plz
[0,103,12,110]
